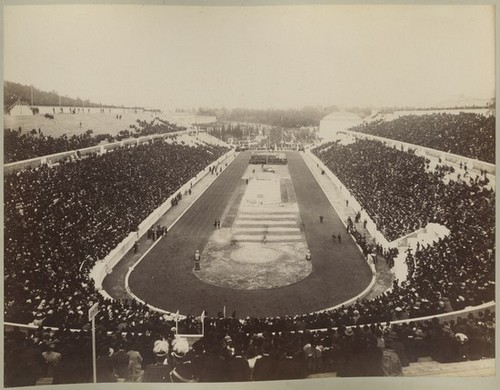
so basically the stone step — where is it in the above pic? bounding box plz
[233,227,301,233]
[239,208,298,214]
[233,231,302,237]
[236,215,298,221]
[403,358,495,377]
[234,220,298,226]
[306,358,496,378]
[233,235,303,242]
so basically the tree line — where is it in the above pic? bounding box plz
[4,80,143,111]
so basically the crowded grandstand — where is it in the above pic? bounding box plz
[3,103,495,385]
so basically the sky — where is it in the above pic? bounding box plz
[3,4,495,110]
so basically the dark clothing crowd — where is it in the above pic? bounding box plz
[350,112,495,164]
[4,140,228,329]
[4,117,184,163]
[2,117,496,385]
[4,309,495,385]
[313,139,494,318]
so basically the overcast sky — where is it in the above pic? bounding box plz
[3,4,495,110]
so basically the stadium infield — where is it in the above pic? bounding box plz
[125,151,373,318]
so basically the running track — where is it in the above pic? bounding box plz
[127,151,372,318]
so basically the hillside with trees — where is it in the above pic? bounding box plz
[4,81,143,111]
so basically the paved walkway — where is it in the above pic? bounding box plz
[403,358,495,377]
[306,358,495,378]
[301,151,395,300]
[102,153,238,300]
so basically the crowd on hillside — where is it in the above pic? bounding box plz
[4,140,229,330]
[349,112,495,164]
[4,118,184,163]
[3,132,496,384]
[4,309,495,385]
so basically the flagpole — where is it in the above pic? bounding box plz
[92,316,97,384]
[201,311,205,337]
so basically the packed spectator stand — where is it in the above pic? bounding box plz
[3,117,496,384]
[4,309,495,384]
[4,138,228,327]
[313,138,494,304]
[4,117,184,163]
[349,112,495,164]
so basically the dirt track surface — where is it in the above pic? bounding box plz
[126,151,372,318]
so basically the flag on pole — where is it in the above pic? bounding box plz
[175,310,179,335]
[201,310,206,336]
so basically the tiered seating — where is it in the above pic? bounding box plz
[4,140,229,330]
[4,117,183,163]
[349,112,495,163]
[3,122,495,385]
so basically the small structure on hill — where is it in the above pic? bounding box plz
[7,100,34,116]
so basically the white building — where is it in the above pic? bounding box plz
[8,101,33,116]
[319,112,363,141]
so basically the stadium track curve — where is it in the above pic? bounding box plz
[126,151,373,318]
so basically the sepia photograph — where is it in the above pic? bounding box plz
[2,1,497,389]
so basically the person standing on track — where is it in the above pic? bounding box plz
[337,233,342,244]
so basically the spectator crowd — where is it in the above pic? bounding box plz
[4,308,495,385]
[3,122,496,385]
[4,139,229,330]
[349,112,495,164]
[4,117,184,163]
[314,138,494,243]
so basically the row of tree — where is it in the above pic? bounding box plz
[192,105,372,127]
[4,81,144,111]
[212,107,334,127]
[197,122,318,146]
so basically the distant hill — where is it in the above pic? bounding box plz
[3,80,144,111]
